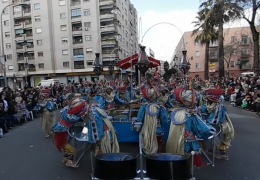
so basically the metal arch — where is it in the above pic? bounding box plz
[141,22,186,50]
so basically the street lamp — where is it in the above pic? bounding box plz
[164,61,169,72]
[136,46,150,76]
[174,55,178,62]
[179,50,190,76]
[1,3,29,87]
[93,53,103,79]
[108,61,114,75]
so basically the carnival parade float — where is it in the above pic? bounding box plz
[49,44,230,180]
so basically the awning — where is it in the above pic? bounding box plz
[240,59,249,64]
[72,34,82,37]
[71,21,81,24]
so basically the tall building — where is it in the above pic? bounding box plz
[174,26,253,78]
[0,0,138,87]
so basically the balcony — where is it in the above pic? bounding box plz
[24,20,32,28]
[72,22,82,34]
[100,13,116,22]
[240,64,251,70]
[71,0,81,7]
[27,54,35,60]
[72,36,83,47]
[99,0,114,8]
[241,52,250,58]
[28,67,36,72]
[14,22,24,29]
[15,34,25,41]
[25,32,33,39]
[26,44,34,51]
[16,45,25,52]
[101,25,116,34]
[23,9,31,17]
[74,61,85,69]
[17,53,25,61]
[13,11,23,18]
[101,40,116,45]
[18,64,25,71]
[102,53,118,58]
[13,9,31,19]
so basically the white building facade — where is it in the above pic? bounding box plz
[0,0,138,88]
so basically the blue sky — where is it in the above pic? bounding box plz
[129,0,248,61]
[131,0,200,14]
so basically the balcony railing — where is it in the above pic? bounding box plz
[28,68,36,72]
[17,57,24,61]
[240,64,251,69]
[73,39,83,44]
[99,0,114,6]
[74,65,85,69]
[71,0,81,6]
[28,56,35,60]
[241,53,250,58]
[72,26,82,31]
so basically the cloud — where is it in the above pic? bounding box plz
[139,9,254,62]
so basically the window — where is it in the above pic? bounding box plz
[63,62,69,67]
[87,60,93,66]
[35,16,41,22]
[210,40,217,46]
[4,20,9,26]
[60,25,67,31]
[84,22,91,28]
[62,49,69,55]
[6,54,12,59]
[84,9,90,16]
[34,3,40,10]
[230,61,235,67]
[73,48,83,55]
[232,49,236,55]
[195,51,200,57]
[61,37,68,43]
[38,63,44,68]
[35,28,42,34]
[37,40,42,45]
[241,35,248,44]
[5,32,10,38]
[195,40,200,46]
[241,49,248,55]
[6,43,11,49]
[86,48,92,53]
[85,35,91,41]
[8,65,13,70]
[231,36,237,43]
[71,9,81,18]
[59,0,66,5]
[195,63,200,69]
[60,12,66,19]
[3,8,8,15]
[38,51,44,57]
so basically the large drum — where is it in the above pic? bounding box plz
[113,114,128,122]
[94,153,138,179]
[67,125,89,164]
[146,153,193,180]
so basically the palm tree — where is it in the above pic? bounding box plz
[192,11,218,80]
[199,0,243,78]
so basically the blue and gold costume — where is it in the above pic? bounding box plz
[137,71,169,154]
[88,86,123,155]
[199,88,235,160]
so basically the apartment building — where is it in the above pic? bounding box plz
[173,26,253,78]
[0,0,138,87]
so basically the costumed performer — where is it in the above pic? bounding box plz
[37,93,56,138]
[137,71,169,154]
[88,85,124,155]
[158,84,174,109]
[166,88,214,167]
[199,88,235,160]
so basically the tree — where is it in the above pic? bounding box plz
[192,10,218,80]
[199,0,243,78]
[236,0,260,74]
[223,29,254,75]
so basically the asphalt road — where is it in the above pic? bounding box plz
[0,104,260,180]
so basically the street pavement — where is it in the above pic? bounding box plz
[0,104,260,180]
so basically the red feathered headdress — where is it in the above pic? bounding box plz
[205,88,224,102]
[174,88,184,104]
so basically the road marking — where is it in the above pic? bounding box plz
[228,113,256,119]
